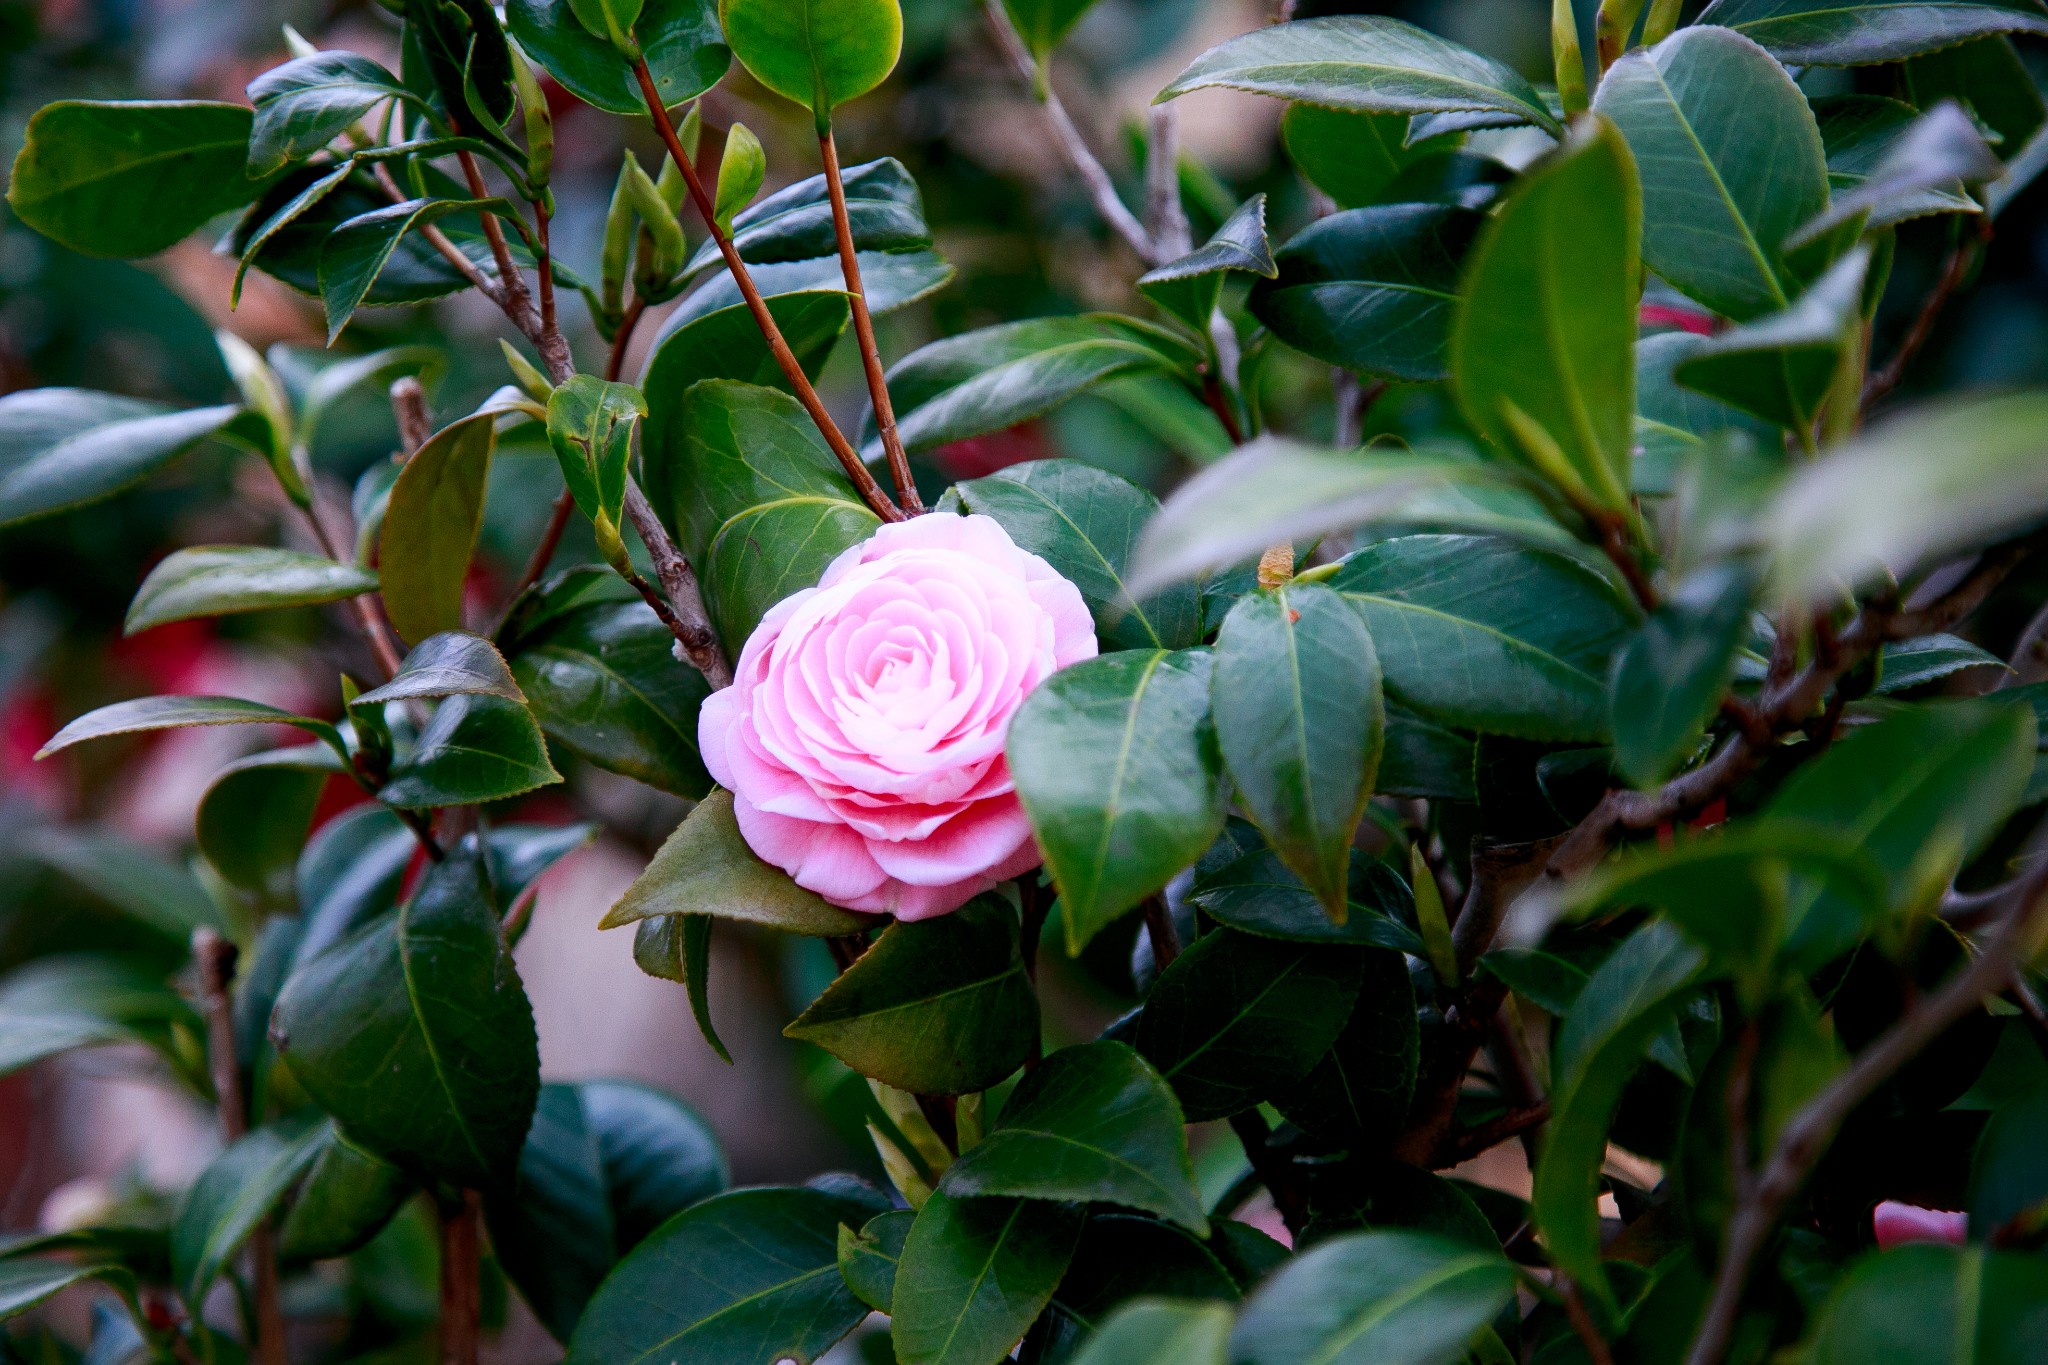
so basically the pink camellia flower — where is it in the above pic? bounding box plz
[698,513,1097,919]
[1872,1200,1968,1249]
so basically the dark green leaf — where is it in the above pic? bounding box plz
[1281,104,1453,210]
[1190,847,1423,952]
[0,390,240,528]
[839,1208,913,1312]
[0,1259,134,1321]
[892,1191,1085,1365]
[785,895,1037,1094]
[406,0,515,127]
[1380,702,1477,800]
[1275,947,1418,1144]
[36,694,344,762]
[172,1121,323,1305]
[320,197,508,342]
[0,955,200,1080]
[703,494,882,652]
[940,1041,1206,1233]
[1249,204,1480,382]
[1693,0,2048,66]
[231,170,482,305]
[1594,25,1831,322]
[639,293,850,404]
[1452,116,1639,512]
[949,459,1200,651]
[8,101,268,257]
[1007,649,1227,953]
[272,845,540,1188]
[1877,633,2008,694]
[1634,332,1780,490]
[247,52,413,175]
[295,805,416,958]
[680,157,931,282]
[1329,534,1638,742]
[1070,1298,1233,1365]
[356,630,526,709]
[379,412,497,645]
[507,0,729,115]
[1968,1083,2048,1238]
[1816,96,1988,233]
[1806,1243,2048,1363]
[277,1119,413,1262]
[1137,195,1276,332]
[564,1185,881,1364]
[197,744,346,894]
[1213,583,1382,920]
[1674,244,1873,430]
[1228,1230,1516,1365]
[1135,927,1363,1122]
[1158,17,1560,135]
[631,914,728,1062]
[379,693,562,808]
[1609,562,1759,788]
[125,546,376,635]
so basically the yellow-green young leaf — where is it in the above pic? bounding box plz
[622,158,685,285]
[1003,0,1100,67]
[713,121,765,235]
[215,331,300,495]
[1452,116,1640,514]
[719,0,903,126]
[569,0,645,53]
[510,45,554,189]
[379,412,497,645]
[547,376,645,566]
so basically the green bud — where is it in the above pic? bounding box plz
[601,156,638,320]
[499,340,553,403]
[509,45,554,190]
[216,331,307,505]
[623,157,686,286]
[713,122,766,237]
[1552,0,1589,116]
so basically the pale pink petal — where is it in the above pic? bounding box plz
[1873,1201,1968,1250]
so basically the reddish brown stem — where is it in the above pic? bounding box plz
[438,1191,481,1365]
[606,296,649,385]
[1864,219,1991,408]
[1141,895,1181,971]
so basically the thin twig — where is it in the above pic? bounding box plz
[1863,218,1991,408]
[1561,1276,1617,1365]
[1143,105,1192,262]
[456,149,539,333]
[1228,1109,1308,1238]
[1141,894,1181,971]
[390,377,432,456]
[605,297,648,387]
[438,1191,481,1365]
[982,0,1156,264]
[528,200,574,381]
[1434,1100,1550,1167]
[370,162,501,302]
[622,482,732,688]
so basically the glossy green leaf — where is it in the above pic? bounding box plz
[785,895,1036,1094]
[1609,562,1759,788]
[640,293,851,410]
[547,375,645,549]
[1675,244,1872,430]
[1229,1230,1516,1365]
[1158,17,1560,135]
[125,546,377,635]
[1877,633,2008,693]
[1693,0,2048,66]
[720,0,902,123]
[839,1208,914,1311]
[940,1041,1205,1233]
[0,390,241,528]
[1275,946,1417,1144]
[487,1080,728,1342]
[874,316,1187,461]
[172,1121,324,1305]
[1381,702,1477,800]
[681,157,931,282]
[1594,25,1831,322]
[1810,97,1994,240]
[0,1259,135,1321]
[1070,1299,1233,1365]
[230,169,481,306]
[893,1191,1085,1365]
[36,694,344,762]
[507,0,729,115]
[8,100,267,257]
[0,955,200,1080]
[379,693,563,808]
[702,494,882,653]
[319,197,508,342]
[356,630,526,709]
[1189,847,1423,952]
[604,788,876,935]
[1135,927,1363,1122]
[276,1119,413,1263]
[1967,1083,2048,1237]
[1806,1243,2048,1363]
[948,459,1200,651]
[1249,204,1480,382]
[247,52,413,175]
[1007,649,1227,953]
[632,913,729,1062]
[1634,332,1780,488]
[273,844,540,1189]
[1213,584,1382,920]
[197,744,346,894]
[676,246,952,323]
[406,0,515,126]
[1328,534,1638,742]
[1137,195,1276,333]
[565,1184,883,1364]
[1281,104,1452,209]
[1452,116,1639,512]
[379,411,496,645]
[1034,1211,1245,1352]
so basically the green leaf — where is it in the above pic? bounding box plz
[407,0,516,128]
[1381,702,1477,800]
[0,1259,135,1321]
[320,197,509,342]
[197,744,347,894]
[720,0,902,123]
[486,1080,728,1342]
[1769,393,2048,600]
[1806,1243,2048,1363]
[713,122,766,234]
[632,914,728,1062]
[1036,1211,1245,1350]
[703,496,883,652]
[680,157,931,282]
[1249,204,1481,382]
[273,844,540,1189]
[379,693,563,808]
[1158,17,1560,135]
[892,1191,1086,1365]
[939,1041,1206,1234]
[1609,562,1758,788]
[379,411,497,645]
[1878,633,2008,693]
[1633,332,1780,490]
[1281,104,1454,210]
[276,1119,413,1262]
[784,895,1037,1094]
[1006,649,1227,953]
[0,955,201,1081]
[547,375,646,553]
[1968,1082,2048,1237]
[356,630,527,709]
[839,1208,913,1311]
[0,390,241,528]
[1213,583,1383,920]
[1275,946,1418,1145]
[247,52,413,175]
[230,168,482,306]
[1137,195,1277,333]
[640,293,851,415]
[874,316,1188,461]
[603,788,877,935]
[21,829,222,943]
[564,1185,883,1364]
[1135,927,1364,1122]
[7,100,269,258]
[508,0,729,115]
[1452,116,1639,512]
[948,459,1201,651]
[1693,0,2048,66]
[1328,534,1638,742]
[1766,699,2036,964]
[1189,847,1423,952]
[300,345,449,446]
[1003,0,1099,64]
[569,0,644,50]
[1813,97,1995,238]
[125,546,377,635]
[1228,1230,1516,1365]
[172,1121,324,1306]
[1674,244,1872,430]
[36,694,344,762]
[677,246,952,323]
[1594,25,1831,322]
[1070,1299,1233,1365]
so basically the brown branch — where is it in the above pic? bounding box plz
[529,200,573,381]
[631,59,902,524]
[1561,1276,1618,1365]
[1433,1101,1550,1168]
[390,377,432,456]
[1229,1109,1308,1238]
[1863,218,1990,408]
[605,297,648,386]
[370,162,501,303]
[456,149,538,334]
[622,482,732,688]
[1141,894,1181,971]
[437,1190,481,1365]
[1597,514,1660,612]
[1143,105,1192,262]
[820,129,923,514]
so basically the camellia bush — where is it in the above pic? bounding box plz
[11,0,2048,1360]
